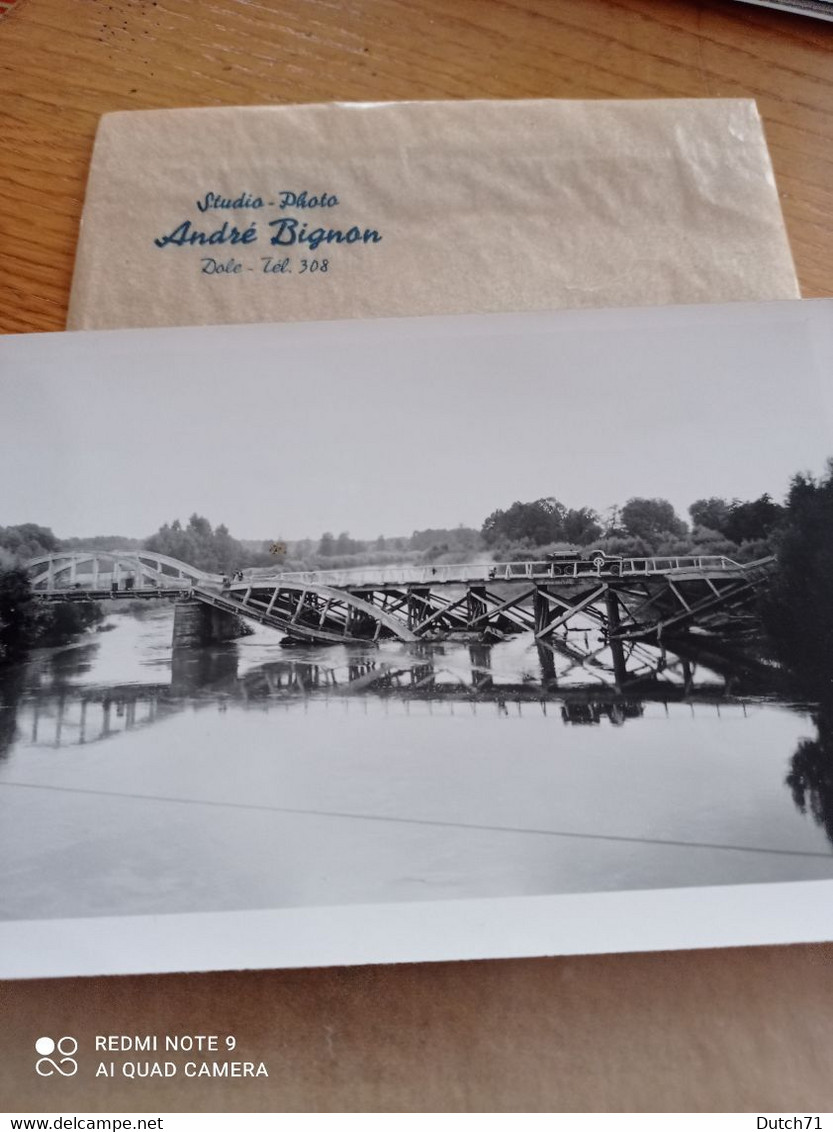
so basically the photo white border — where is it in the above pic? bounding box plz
[2,879,833,980]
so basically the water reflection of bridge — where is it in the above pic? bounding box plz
[7,640,777,752]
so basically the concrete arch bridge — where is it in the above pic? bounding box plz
[25,549,777,651]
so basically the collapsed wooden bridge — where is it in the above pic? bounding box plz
[26,550,776,651]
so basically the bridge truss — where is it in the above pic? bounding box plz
[209,557,774,650]
[25,550,776,650]
[26,550,207,594]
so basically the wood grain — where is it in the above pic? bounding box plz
[2,944,833,1112]
[1,0,833,332]
[2,0,833,1114]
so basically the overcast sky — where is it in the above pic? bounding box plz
[1,302,831,542]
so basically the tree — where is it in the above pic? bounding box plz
[763,462,833,697]
[786,708,833,848]
[144,515,246,573]
[620,498,687,545]
[37,600,105,646]
[562,507,602,545]
[0,568,37,662]
[689,498,730,534]
[188,513,213,540]
[0,566,106,663]
[481,498,566,547]
[318,532,336,557]
[453,525,481,553]
[723,494,784,544]
[411,526,481,553]
[334,531,363,556]
[213,523,240,572]
[0,524,60,561]
[59,535,142,552]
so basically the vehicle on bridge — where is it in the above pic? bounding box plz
[544,548,624,575]
[488,549,624,580]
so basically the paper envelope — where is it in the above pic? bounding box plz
[67,98,799,330]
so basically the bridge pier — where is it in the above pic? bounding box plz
[536,642,557,685]
[172,600,251,648]
[345,605,379,640]
[604,590,628,687]
[408,587,432,631]
[533,589,552,638]
[467,586,488,627]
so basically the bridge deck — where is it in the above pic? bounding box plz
[26,553,777,647]
[34,588,184,601]
[254,555,771,589]
[28,553,775,597]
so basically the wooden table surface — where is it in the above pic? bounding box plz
[2,0,833,334]
[2,0,833,1114]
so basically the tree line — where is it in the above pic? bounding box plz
[144,517,484,573]
[0,567,104,663]
[0,525,105,660]
[480,492,785,561]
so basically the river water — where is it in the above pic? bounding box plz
[1,607,831,922]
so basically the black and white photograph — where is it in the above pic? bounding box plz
[1,301,832,977]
